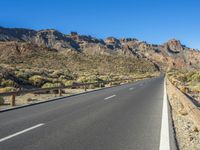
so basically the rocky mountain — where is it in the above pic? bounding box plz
[0,26,200,71]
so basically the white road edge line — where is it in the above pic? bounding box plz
[104,95,116,100]
[0,123,44,143]
[159,78,170,150]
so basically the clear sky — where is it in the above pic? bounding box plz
[0,0,199,49]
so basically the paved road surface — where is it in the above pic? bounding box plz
[0,76,166,150]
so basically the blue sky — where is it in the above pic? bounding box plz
[0,0,199,49]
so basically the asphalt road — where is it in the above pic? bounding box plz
[0,76,165,150]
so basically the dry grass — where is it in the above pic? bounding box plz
[167,71,200,105]
[0,52,159,90]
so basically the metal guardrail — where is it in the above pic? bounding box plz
[0,81,103,97]
[0,77,148,106]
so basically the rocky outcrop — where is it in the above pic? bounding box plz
[104,37,121,49]
[33,29,80,51]
[0,27,80,52]
[164,39,184,53]
[0,27,200,70]
[0,41,51,64]
[0,27,36,41]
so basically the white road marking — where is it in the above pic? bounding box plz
[104,95,116,100]
[0,123,44,143]
[129,87,135,90]
[159,78,170,150]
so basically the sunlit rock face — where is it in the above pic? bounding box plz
[0,26,200,70]
[164,39,184,53]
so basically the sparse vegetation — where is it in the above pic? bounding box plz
[29,75,48,87]
[42,82,63,88]
[0,52,159,92]
[167,71,200,104]
[0,87,16,93]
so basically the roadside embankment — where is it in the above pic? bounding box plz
[167,79,200,150]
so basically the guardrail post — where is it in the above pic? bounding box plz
[58,89,62,96]
[99,83,102,87]
[84,85,87,91]
[11,94,16,106]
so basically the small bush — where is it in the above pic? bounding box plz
[0,87,16,93]
[15,70,33,79]
[42,82,63,88]
[176,75,188,83]
[62,80,76,86]
[99,75,111,82]
[77,75,103,83]
[29,75,47,87]
[1,79,15,87]
[51,70,64,78]
[77,76,88,83]
[190,73,200,82]
[190,86,200,94]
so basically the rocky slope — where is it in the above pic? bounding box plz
[0,26,200,71]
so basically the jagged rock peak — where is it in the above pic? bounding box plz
[105,37,120,44]
[120,38,139,43]
[164,39,184,52]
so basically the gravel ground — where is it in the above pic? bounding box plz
[167,82,200,150]
[0,88,93,110]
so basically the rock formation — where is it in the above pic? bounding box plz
[0,26,200,71]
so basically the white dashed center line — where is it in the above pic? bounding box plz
[0,123,45,143]
[104,95,116,100]
[129,87,135,90]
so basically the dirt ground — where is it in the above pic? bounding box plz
[167,81,200,150]
[0,88,95,110]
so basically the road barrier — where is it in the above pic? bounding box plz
[0,77,149,107]
[167,78,200,131]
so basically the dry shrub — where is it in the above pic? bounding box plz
[0,87,16,93]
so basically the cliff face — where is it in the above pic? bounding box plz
[0,26,200,71]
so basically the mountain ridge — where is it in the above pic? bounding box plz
[0,26,200,71]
